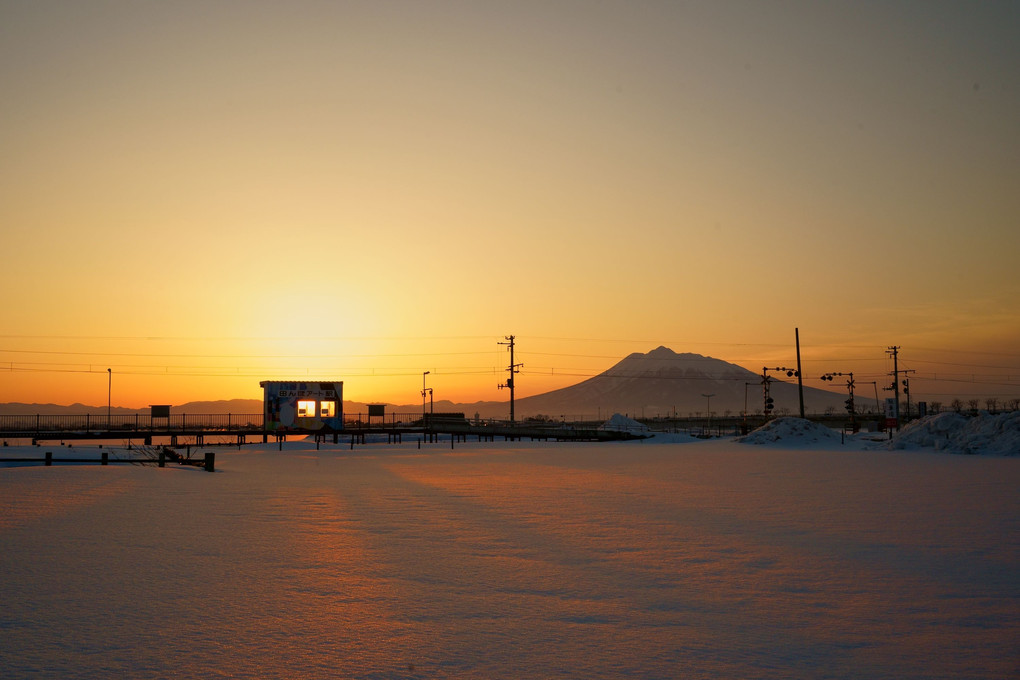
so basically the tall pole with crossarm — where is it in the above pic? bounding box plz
[498,335,523,424]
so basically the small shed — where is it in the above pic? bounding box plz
[261,380,344,432]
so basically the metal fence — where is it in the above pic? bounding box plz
[1,411,447,433]
[0,413,265,433]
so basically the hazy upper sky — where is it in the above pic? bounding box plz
[2,0,1018,407]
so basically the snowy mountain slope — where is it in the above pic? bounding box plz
[515,346,852,417]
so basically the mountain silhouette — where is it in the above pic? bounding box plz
[514,346,855,418]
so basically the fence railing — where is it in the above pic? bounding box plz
[0,412,453,433]
[0,450,215,471]
[0,413,265,433]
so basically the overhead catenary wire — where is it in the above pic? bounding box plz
[3,334,1018,358]
[0,347,497,359]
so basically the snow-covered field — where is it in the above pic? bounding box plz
[1,427,1017,679]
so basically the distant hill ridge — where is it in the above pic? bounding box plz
[0,399,265,416]
[1,347,852,418]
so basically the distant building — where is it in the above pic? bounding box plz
[261,380,343,432]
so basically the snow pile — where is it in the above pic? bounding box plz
[737,417,841,446]
[600,413,649,434]
[889,411,1020,456]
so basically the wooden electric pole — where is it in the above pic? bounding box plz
[795,328,805,418]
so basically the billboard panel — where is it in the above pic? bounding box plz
[261,381,344,432]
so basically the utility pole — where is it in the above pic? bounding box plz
[795,328,805,418]
[498,335,523,423]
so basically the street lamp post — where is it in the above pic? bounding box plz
[422,371,430,424]
[701,393,715,433]
[107,368,112,429]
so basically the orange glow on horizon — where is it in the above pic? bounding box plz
[1,2,1017,409]
[2,332,1019,409]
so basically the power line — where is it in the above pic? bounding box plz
[5,359,1018,388]
[1,365,502,378]
[0,347,496,359]
[5,340,1017,370]
[0,334,498,341]
[907,345,1020,358]
[902,358,1020,370]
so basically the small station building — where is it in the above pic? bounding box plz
[261,380,344,432]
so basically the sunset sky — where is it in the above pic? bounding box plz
[2,0,1018,409]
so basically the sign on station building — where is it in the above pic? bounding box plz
[261,380,344,432]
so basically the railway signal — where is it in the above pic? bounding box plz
[821,371,857,430]
[761,366,799,418]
